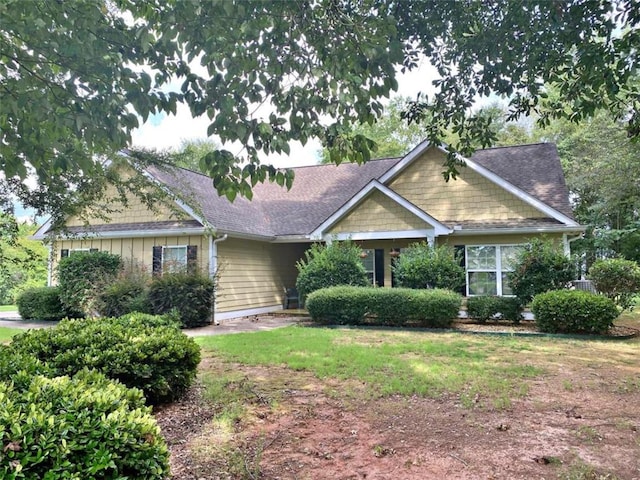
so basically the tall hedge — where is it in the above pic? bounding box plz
[148,272,215,327]
[296,242,369,305]
[392,242,465,291]
[57,251,122,316]
[588,258,640,311]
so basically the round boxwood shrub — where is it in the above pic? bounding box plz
[8,312,201,404]
[588,258,640,311]
[0,370,169,479]
[392,242,465,291]
[531,290,619,334]
[508,239,576,304]
[296,242,369,305]
[16,286,81,321]
[148,272,214,327]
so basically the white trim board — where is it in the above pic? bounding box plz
[310,180,452,239]
[326,229,435,241]
[52,227,206,240]
[214,305,284,322]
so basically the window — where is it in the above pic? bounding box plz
[162,246,188,273]
[361,249,375,285]
[60,248,97,258]
[152,245,198,276]
[466,245,522,296]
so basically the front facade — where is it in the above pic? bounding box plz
[34,141,583,320]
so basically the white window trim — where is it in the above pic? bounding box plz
[465,244,522,296]
[361,248,376,286]
[162,245,188,273]
[69,248,91,255]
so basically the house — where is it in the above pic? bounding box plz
[33,141,583,321]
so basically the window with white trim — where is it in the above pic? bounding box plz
[466,245,523,296]
[162,245,188,273]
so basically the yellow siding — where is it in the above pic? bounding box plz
[389,148,545,222]
[216,240,307,313]
[329,190,429,234]
[65,184,186,227]
[51,235,209,283]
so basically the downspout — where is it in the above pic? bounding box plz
[209,234,228,324]
[563,233,583,257]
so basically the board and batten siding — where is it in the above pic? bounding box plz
[51,235,209,282]
[389,148,546,222]
[215,239,307,314]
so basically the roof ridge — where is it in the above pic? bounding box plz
[477,142,552,151]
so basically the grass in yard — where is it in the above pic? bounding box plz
[197,325,544,408]
[0,326,22,343]
[0,305,17,312]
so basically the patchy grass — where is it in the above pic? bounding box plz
[198,325,544,407]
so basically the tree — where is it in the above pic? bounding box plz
[2,0,640,212]
[171,139,220,174]
[318,97,426,163]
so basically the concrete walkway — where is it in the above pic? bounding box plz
[0,311,302,336]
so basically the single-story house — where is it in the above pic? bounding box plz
[33,141,584,321]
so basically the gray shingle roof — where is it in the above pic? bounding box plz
[147,143,575,238]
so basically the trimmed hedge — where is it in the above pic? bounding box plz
[8,312,200,404]
[16,286,80,321]
[0,370,169,479]
[531,290,619,334]
[148,272,215,327]
[466,296,523,323]
[306,286,462,328]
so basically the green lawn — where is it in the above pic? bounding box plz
[0,305,17,312]
[0,327,23,343]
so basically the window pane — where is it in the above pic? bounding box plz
[163,246,187,273]
[468,271,497,295]
[467,246,496,270]
[360,249,375,285]
[500,245,522,271]
[501,272,514,296]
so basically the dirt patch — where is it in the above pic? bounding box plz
[155,356,640,480]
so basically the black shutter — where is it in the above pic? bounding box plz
[89,248,98,253]
[454,245,466,296]
[374,249,385,287]
[152,246,162,277]
[187,245,198,273]
[60,249,69,259]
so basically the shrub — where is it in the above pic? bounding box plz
[306,286,461,328]
[0,346,53,390]
[466,296,523,324]
[0,370,169,479]
[588,258,640,311]
[508,239,576,304]
[57,251,123,315]
[531,290,619,334]
[16,286,81,321]
[8,312,201,404]
[148,272,214,327]
[98,277,152,317]
[392,242,465,291]
[296,242,369,305]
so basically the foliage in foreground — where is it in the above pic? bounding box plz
[531,290,619,334]
[7,312,200,404]
[296,242,369,305]
[588,258,640,311]
[306,286,461,328]
[0,369,169,479]
[508,240,576,304]
[392,242,465,292]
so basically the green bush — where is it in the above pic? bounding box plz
[466,296,523,323]
[8,312,201,404]
[0,370,169,479]
[588,258,640,311]
[296,242,369,305]
[531,290,619,334]
[98,277,152,317]
[0,346,53,391]
[508,239,576,304]
[16,286,81,321]
[148,272,214,327]
[57,251,123,315]
[306,286,461,328]
[392,242,465,291]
